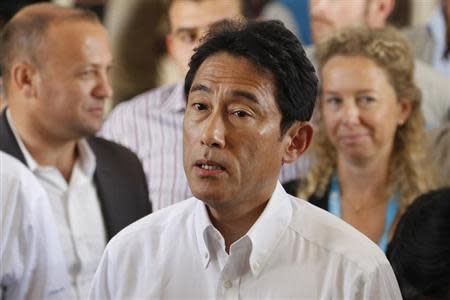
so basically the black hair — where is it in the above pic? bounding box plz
[387,187,450,300]
[184,19,318,135]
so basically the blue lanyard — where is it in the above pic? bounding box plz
[328,175,399,252]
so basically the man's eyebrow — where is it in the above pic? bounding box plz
[231,90,260,104]
[190,84,211,93]
[175,27,196,34]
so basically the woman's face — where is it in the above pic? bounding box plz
[320,55,411,164]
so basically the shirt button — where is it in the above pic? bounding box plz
[204,252,209,259]
[223,280,232,289]
[253,262,260,271]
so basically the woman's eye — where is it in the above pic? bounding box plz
[325,97,342,105]
[359,96,376,104]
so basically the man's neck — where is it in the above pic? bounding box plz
[207,199,269,254]
[10,109,78,181]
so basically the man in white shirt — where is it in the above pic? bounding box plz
[1,151,73,300]
[0,4,152,299]
[90,20,402,299]
[100,0,311,210]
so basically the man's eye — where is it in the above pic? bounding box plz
[176,31,197,44]
[193,103,208,111]
[232,110,250,118]
[79,70,96,78]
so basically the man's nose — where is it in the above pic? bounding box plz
[310,0,327,16]
[93,71,113,100]
[200,111,226,149]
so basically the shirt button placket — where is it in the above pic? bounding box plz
[223,280,232,289]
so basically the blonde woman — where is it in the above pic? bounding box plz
[286,26,435,252]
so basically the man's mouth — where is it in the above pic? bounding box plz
[194,160,226,176]
[199,163,224,170]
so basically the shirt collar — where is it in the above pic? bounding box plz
[7,109,38,171]
[246,181,292,276]
[160,82,186,113]
[193,181,293,276]
[6,109,96,177]
[194,200,216,269]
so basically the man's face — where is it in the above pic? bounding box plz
[183,52,293,217]
[166,0,242,75]
[310,0,368,42]
[31,21,112,140]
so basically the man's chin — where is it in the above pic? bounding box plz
[75,124,102,138]
[192,189,223,202]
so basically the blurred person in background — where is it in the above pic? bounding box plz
[284,26,436,252]
[1,151,73,300]
[104,0,168,104]
[0,0,50,111]
[405,0,450,78]
[0,4,152,298]
[428,121,450,187]
[308,0,450,128]
[261,0,312,45]
[387,187,450,300]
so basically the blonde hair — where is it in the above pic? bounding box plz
[301,26,435,211]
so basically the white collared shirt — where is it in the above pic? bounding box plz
[7,111,107,299]
[1,152,73,300]
[90,182,401,299]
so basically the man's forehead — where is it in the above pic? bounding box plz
[190,53,276,104]
[169,0,241,30]
[43,21,110,64]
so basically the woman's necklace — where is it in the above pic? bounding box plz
[327,174,399,252]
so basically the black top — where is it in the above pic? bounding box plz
[283,179,329,210]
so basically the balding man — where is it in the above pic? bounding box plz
[0,4,152,298]
[308,0,450,128]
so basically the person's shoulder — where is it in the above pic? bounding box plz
[1,151,50,225]
[0,152,43,197]
[106,198,198,249]
[287,195,389,272]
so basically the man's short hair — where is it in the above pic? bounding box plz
[0,4,99,88]
[184,19,318,134]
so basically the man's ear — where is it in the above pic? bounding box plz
[282,122,313,164]
[166,34,175,57]
[11,62,39,99]
[366,0,395,27]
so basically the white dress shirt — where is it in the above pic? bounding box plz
[7,111,107,299]
[90,182,402,299]
[100,83,311,210]
[0,152,73,300]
